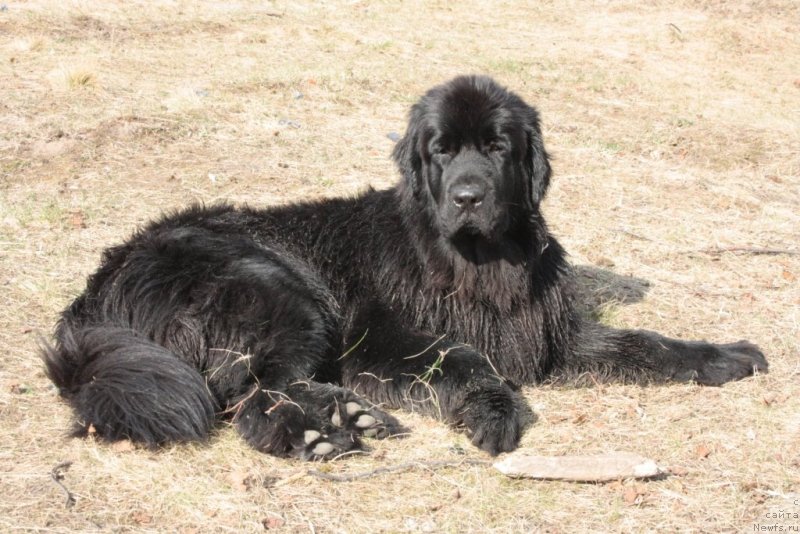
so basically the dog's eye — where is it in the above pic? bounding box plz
[431,145,455,159]
[487,141,506,153]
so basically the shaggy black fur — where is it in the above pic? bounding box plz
[43,75,767,459]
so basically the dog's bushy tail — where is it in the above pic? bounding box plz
[42,323,217,445]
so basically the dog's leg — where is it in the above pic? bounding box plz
[563,321,768,385]
[339,304,530,455]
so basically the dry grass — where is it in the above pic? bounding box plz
[1,0,799,532]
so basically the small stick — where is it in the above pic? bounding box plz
[693,246,799,256]
[51,461,76,508]
[615,228,653,241]
[307,459,490,482]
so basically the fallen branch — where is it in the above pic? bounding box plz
[493,451,663,482]
[307,459,489,482]
[307,451,666,483]
[692,246,799,257]
[50,461,76,508]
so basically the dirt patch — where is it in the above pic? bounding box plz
[30,138,78,161]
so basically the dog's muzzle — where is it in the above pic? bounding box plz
[442,177,499,239]
[450,182,486,211]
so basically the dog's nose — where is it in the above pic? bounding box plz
[451,184,485,209]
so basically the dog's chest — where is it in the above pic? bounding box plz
[411,291,551,383]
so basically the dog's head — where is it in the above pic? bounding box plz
[394,75,551,245]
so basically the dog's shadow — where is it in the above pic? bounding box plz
[571,265,651,320]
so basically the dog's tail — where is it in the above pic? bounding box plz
[42,321,217,446]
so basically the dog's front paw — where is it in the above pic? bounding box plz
[330,398,408,439]
[293,429,362,461]
[457,382,528,456]
[676,340,768,386]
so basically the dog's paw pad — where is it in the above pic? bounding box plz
[298,429,357,460]
[331,399,406,440]
[355,414,377,428]
[345,402,361,416]
[362,427,380,438]
[311,441,335,457]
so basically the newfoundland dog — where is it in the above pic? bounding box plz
[43,75,767,459]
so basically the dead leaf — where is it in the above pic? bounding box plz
[131,511,152,525]
[68,210,86,229]
[572,413,588,425]
[694,444,712,459]
[228,469,252,491]
[9,382,31,394]
[622,485,646,506]
[262,517,285,529]
[669,466,689,476]
[622,487,638,505]
[112,440,134,453]
[762,392,779,406]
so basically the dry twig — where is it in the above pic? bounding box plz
[307,459,490,482]
[50,461,76,508]
[692,246,799,257]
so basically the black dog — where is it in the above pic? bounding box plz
[43,75,767,459]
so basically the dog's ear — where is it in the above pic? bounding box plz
[522,107,551,206]
[392,104,424,198]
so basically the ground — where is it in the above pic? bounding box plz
[1,1,798,532]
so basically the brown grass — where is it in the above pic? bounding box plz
[1,1,799,532]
